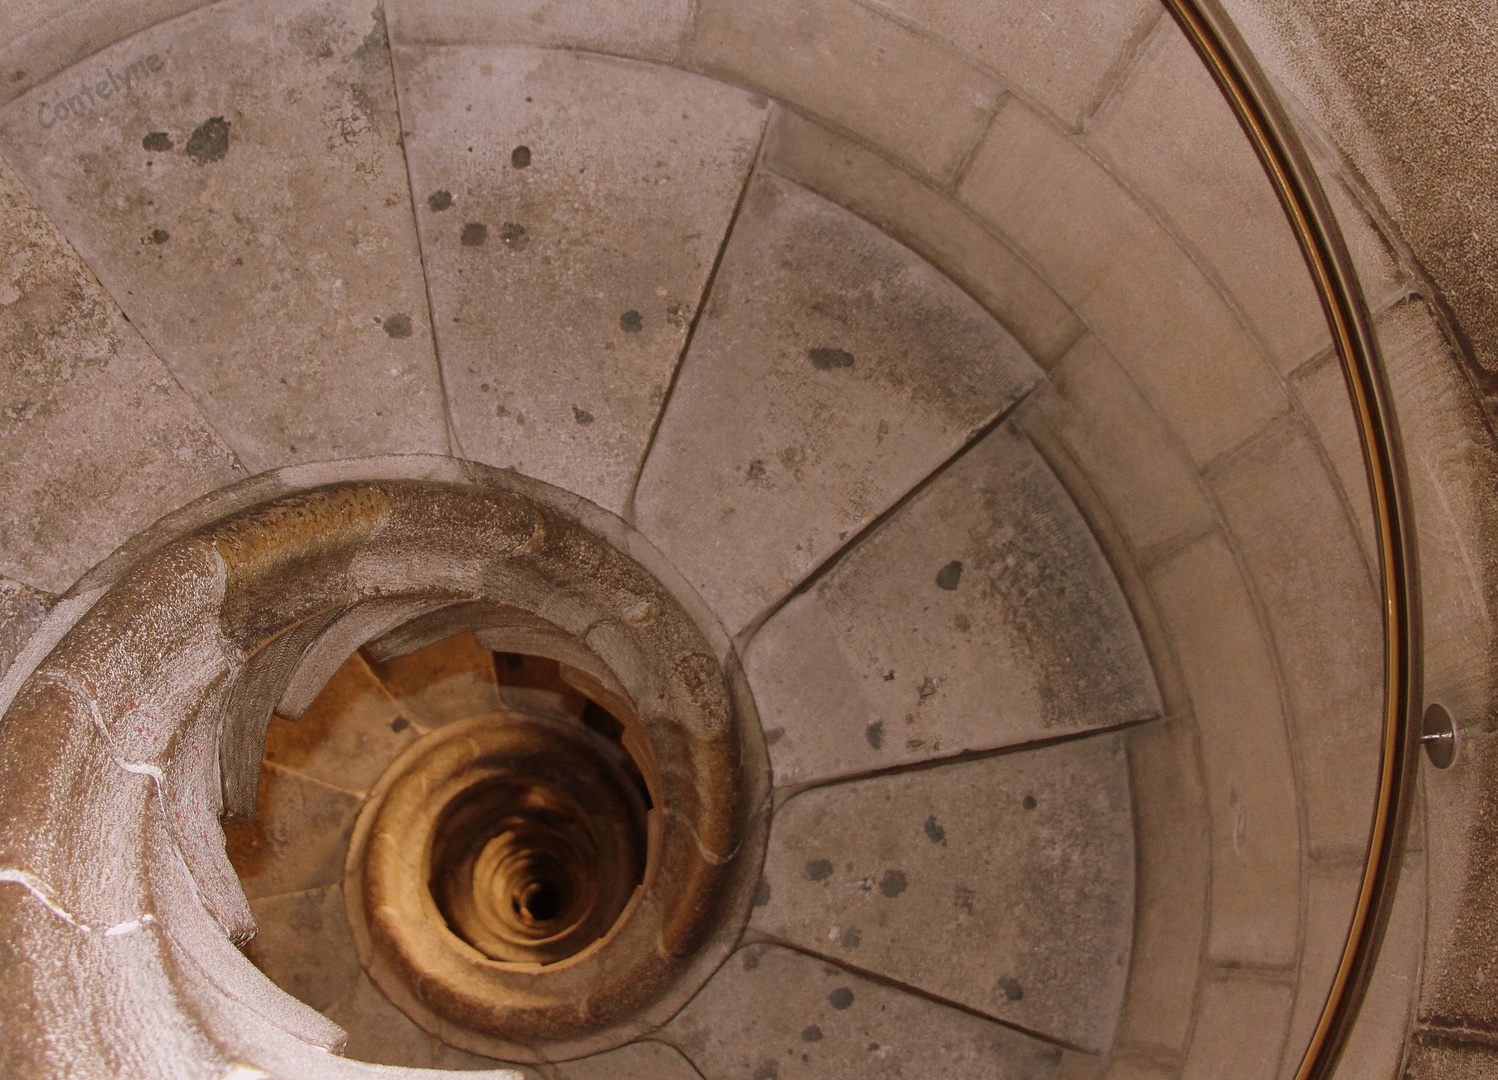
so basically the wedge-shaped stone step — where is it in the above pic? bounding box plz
[224,762,360,903]
[635,172,1041,635]
[746,421,1160,785]
[0,159,239,593]
[0,0,448,472]
[752,733,1133,1053]
[668,943,1062,1080]
[555,1041,703,1080]
[260,652,420,796]
[393,45,767,513]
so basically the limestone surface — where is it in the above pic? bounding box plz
[393,45,766,513]
[0,159,240,593]
[752,733,1134,1053]
[0,0,449,473]
[746,421,1160,785]
[635,172,1041,635]
[668,943,1062,1080]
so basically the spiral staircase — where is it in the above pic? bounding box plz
[1,1,1495,1078]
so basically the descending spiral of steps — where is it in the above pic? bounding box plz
[0,0,1464,1077]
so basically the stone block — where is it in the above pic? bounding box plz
[873,0,1160,130]
[243,884,361,1014]
[686,0,1000,185]
[1331,856,1423,1078]
[1292,354,1379,569]
[1149,532,1301,968]
[327,974,440,1068]
[1377,300,1493,727]
[1277,865,1360,1078]
[392,45,766,513]
[0,577,53,683]
[1105,1058,1176,1080]
[261,652,420,797]
[745,422,1159,786]
[634,172,1040,635]
[1211,419,1383,858]
[1090,23,1328,373]
[1116,717,1210,1059]
[1323,175,1408,314]
[1055,1053,1107,1080]
[762,106,1083,366]
[667,943,1062,1080]
[0,159,240,594]
[960,99,1288,465]
[752,734,1133,1053]
[1180,974,1294,1080]
[555,1041,702,1080]
[432,1044,537,1074]
[223,762,361,901]
[0,0,204,104]
[0,0,449,473]
[366,631,503,728]
[1026,334,1217,563]
[1418,731,1498,1037]
[386,0,690,62]
[1405,1040,1498,1080]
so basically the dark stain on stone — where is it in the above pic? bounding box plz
[864,720,883,750]
[619,309,643,333]
[917,676,938,703]
[879,869,907,898]
[572,406,594,426]
[746,459,767,482]
[998,977,1024,1002]
[764,726,784,745]
[461,222,487,246]
[752,1059,779,1080]
[828,987,855,1010]
[142,131,173,152]
[840,927,861,949]
[808,346,855,371]
[353,13,388,60]
[185,116,230,164]
[383,314,413,339]
[923,815,947,846]
[391,717,409,733]
[954,884,975,914]
[1023,795,1037,810]
[883,670,895,681]
[801,1025,823,1042]
[935,560,963,590]
[428,189,453,211]
[753,878,771,907]
[804,858,833,882]
[511,144,531,168]
[500,222,528,250]
[149,229,169,245]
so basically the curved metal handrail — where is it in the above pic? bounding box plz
[1161,2,1422,1077]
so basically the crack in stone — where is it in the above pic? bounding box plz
[0,867,156,937]
[35,670,169,801]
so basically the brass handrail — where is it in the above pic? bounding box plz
[1160,2,1422,1077]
